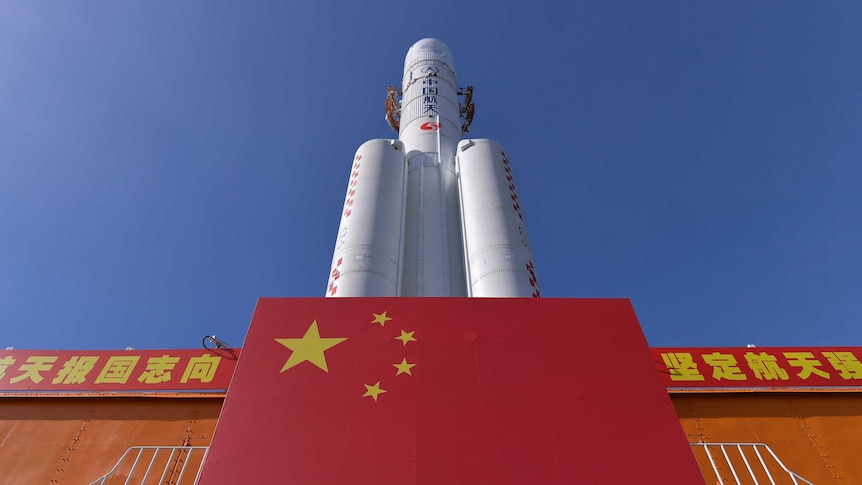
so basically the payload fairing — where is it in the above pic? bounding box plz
[326,39,540,298]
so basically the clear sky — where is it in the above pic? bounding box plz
[1,2,860,350]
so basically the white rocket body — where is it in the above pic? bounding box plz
[326,39,540,298]
[327,139,406,297]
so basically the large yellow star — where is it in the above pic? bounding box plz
[362,381,386,401]
[371,311,392,327]
[393,358,416,376]
[394,329,416,346]
[275,320,347,373]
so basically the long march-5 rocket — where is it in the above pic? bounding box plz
[326,39,540,298]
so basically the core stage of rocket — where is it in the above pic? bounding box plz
[326,38,540,298]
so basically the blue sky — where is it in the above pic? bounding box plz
[1,2,860,350]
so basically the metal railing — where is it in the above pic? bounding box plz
[90,442,815,484]
[691,443,815,485]
[88,446,209,485]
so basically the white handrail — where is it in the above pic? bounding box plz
[690,442,815,485]
[89,446,209,485]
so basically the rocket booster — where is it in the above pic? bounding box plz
[326,39,540,298]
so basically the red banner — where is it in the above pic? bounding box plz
[653,347,862,388]
[0,348,238,392]
[200,298,704,484]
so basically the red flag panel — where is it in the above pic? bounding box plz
[201,298,703,484]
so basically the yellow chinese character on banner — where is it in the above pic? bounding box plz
[660,352,704,381]
[181,354,221,383]
[744,352,789,381]
[52,356,100,385]
[0,356,17,381]
[702,352,746,380]
[784,352,830,379]
[137,355,181,384]
[823,352,862,379]
[9,356,58,384]
[95,356,141,384]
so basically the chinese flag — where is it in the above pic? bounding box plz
[200,298,704,484]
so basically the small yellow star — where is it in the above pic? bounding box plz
[393,358,416,376]
[371,311,393,327]
[394,329,416,346]
[362,381,387,401]
[274,321,347,373]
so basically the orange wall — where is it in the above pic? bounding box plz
[672,392,862,484]
[4,392,861,484]
[0,395,223,484]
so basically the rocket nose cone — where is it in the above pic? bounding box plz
[405,38,455,71]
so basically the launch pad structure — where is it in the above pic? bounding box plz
[1,39,862,485]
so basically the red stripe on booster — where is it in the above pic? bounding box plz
[328,256,345,295]
[525,262,539,297]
